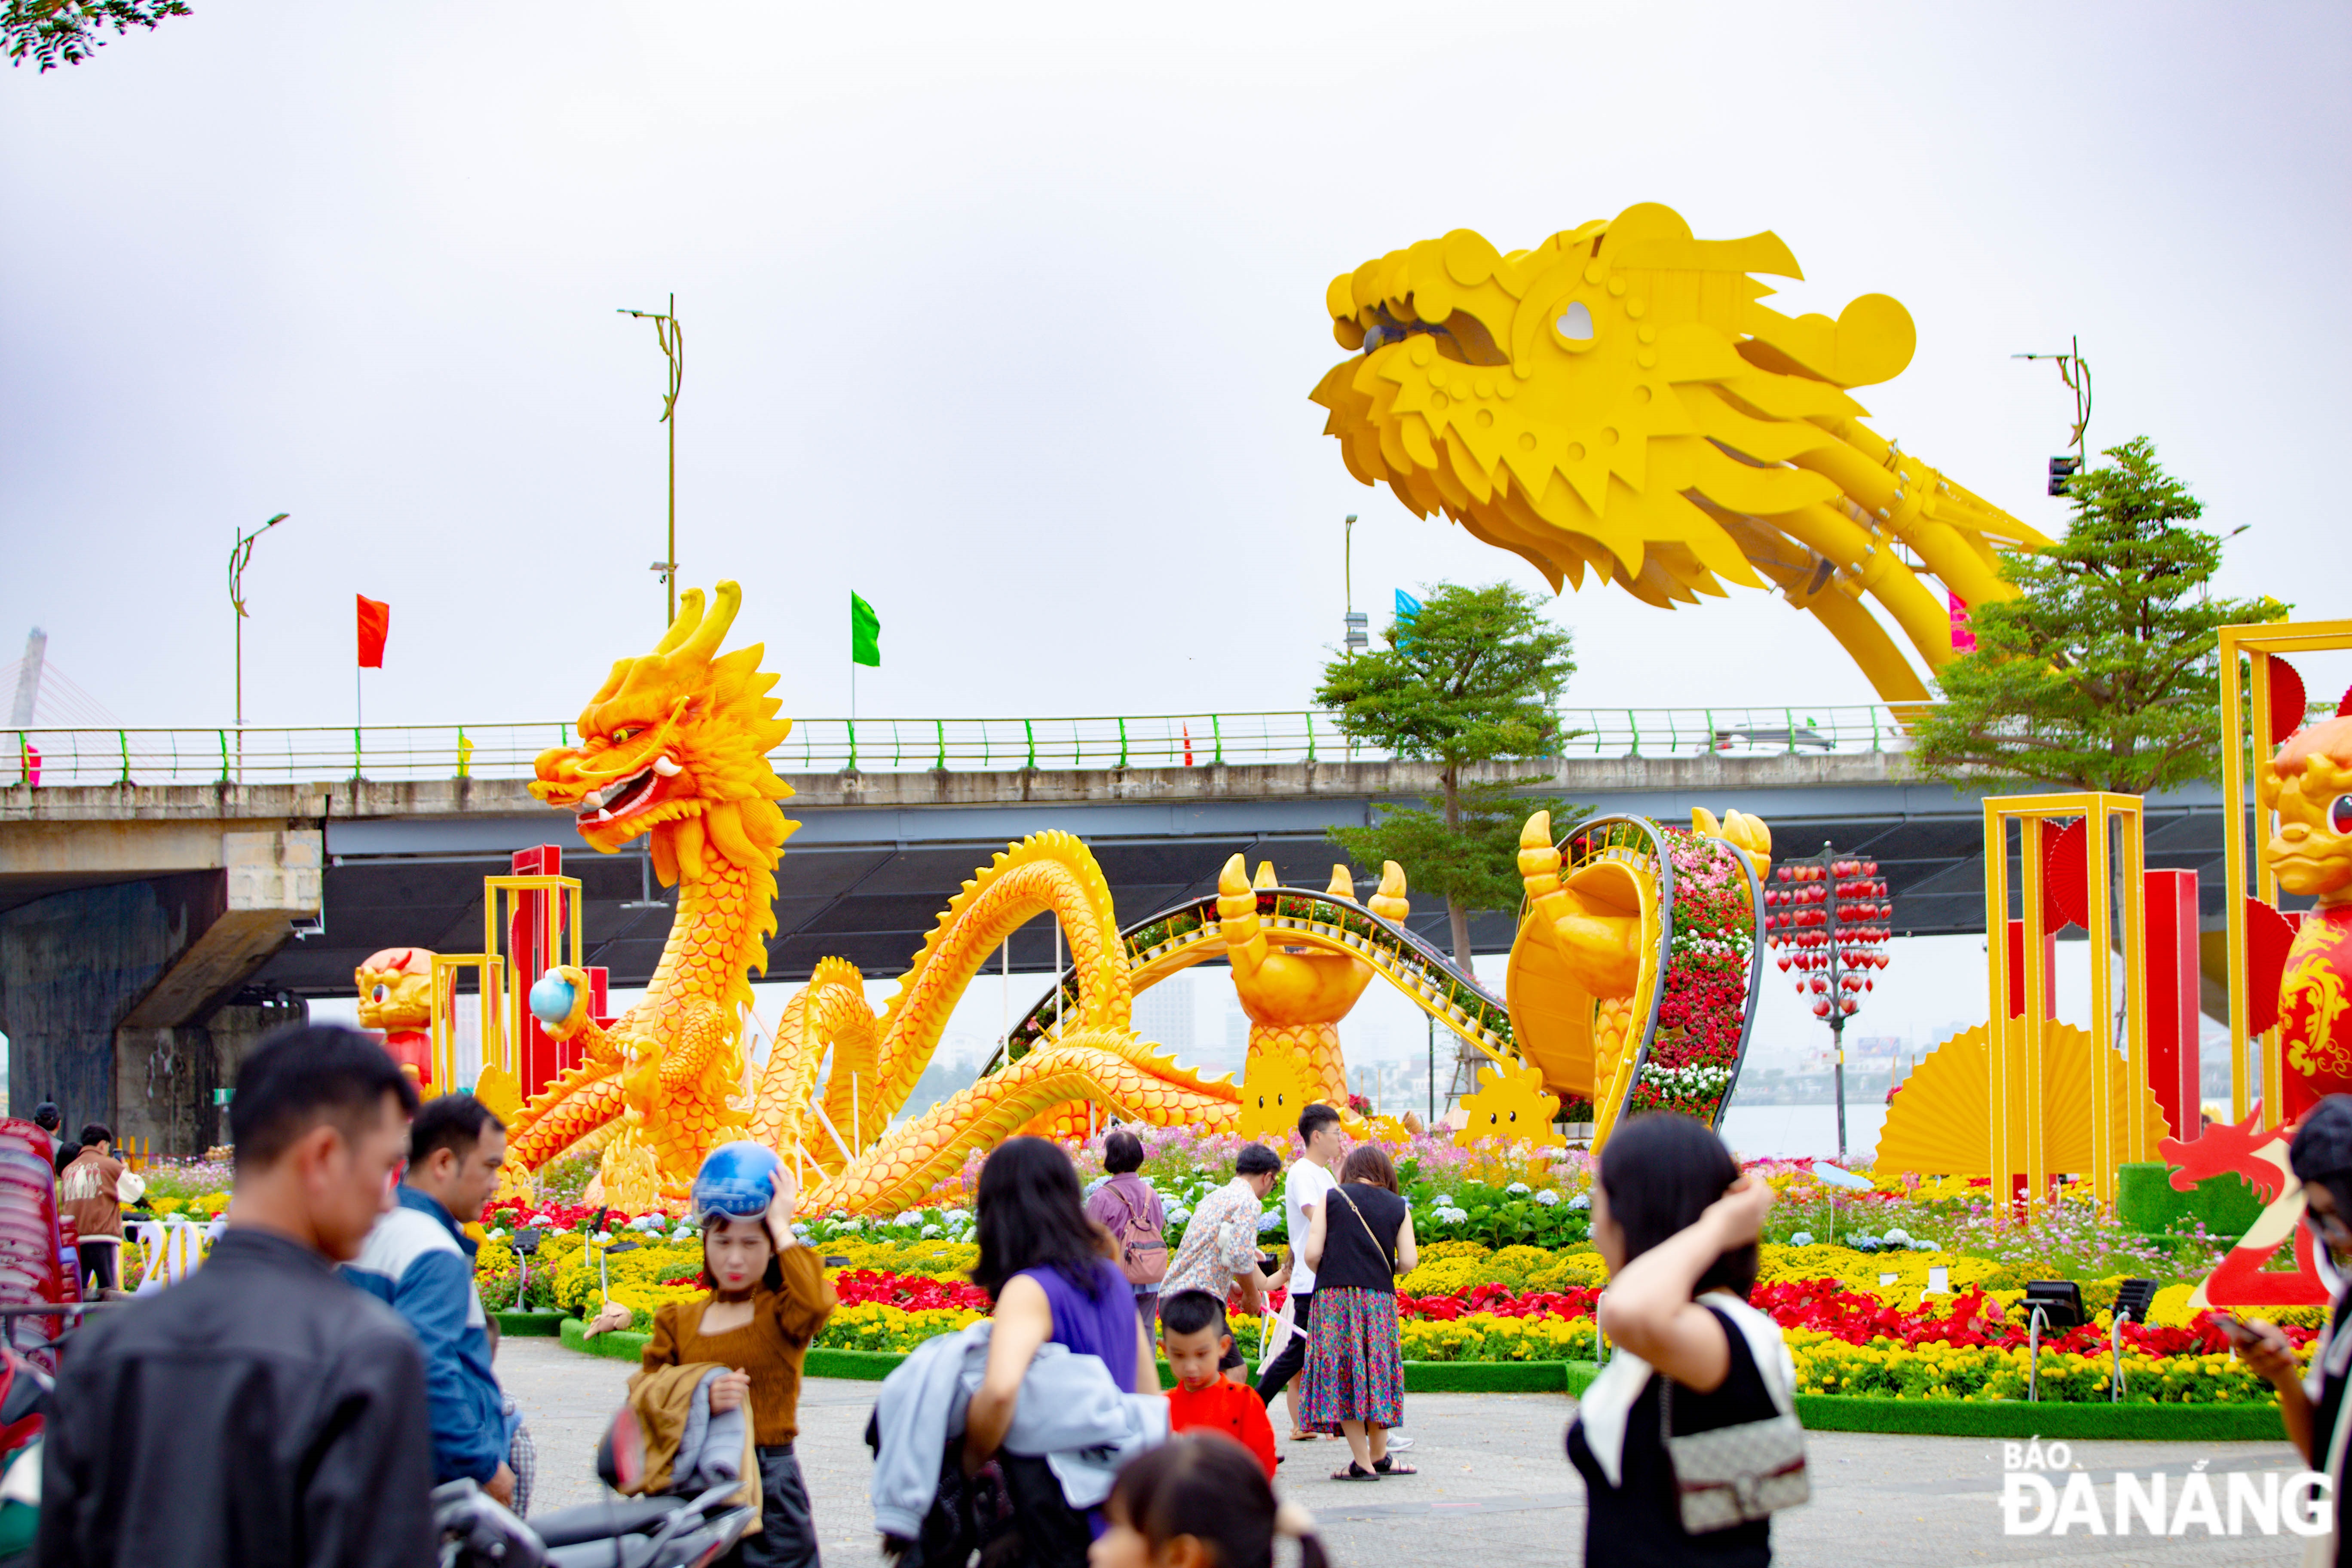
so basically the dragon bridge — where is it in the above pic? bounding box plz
[1313,202,2048,703]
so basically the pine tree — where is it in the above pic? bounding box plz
[1911,436,2288,793]
[1314,582,1585,967]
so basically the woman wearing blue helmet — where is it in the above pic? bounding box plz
[631,1142,837,1567]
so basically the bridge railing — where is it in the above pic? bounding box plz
[1,706,1902,787]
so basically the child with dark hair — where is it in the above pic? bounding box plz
[38,1023,433,1568]
[1158,1290,1276,1479]
[1094,1435,1329,1568]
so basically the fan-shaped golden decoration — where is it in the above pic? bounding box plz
[1876,1022,2174,1175]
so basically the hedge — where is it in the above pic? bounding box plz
[551,1332,2280,1440]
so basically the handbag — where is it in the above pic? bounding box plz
[1658,1318,1810,1534]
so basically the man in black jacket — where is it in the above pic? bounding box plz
[39,1024,436,1568]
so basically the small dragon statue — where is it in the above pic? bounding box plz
[1313,202,2048,703]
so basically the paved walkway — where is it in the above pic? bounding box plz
[499,1338,2311,1565]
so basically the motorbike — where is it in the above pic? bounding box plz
[433,1403,760,1568]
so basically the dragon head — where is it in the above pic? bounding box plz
[530,581,797,888]
[2260,714,2352,905]
[355,946,434,1032]
[1310,203,2037,666]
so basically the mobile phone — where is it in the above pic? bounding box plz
[2214,1314,2257,1345]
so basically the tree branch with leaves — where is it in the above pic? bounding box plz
[6,0,187,70]
[1911,435,2288,794]
[1315,581,1584,966]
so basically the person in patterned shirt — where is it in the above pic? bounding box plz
[1159,1144,1286,1384]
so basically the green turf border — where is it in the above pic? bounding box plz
[804,1348,905,1382]
[558,1316,650,1363]
[1793,1395,2288,1441]
[494,1311,567,1338]
[546,1333,2285,1440]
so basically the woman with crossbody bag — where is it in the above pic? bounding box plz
[1567,1113,1804,1567]
[1298,1143,1418,1481]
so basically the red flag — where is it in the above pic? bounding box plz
[356,595,390,668]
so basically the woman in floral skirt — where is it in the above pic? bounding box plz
[1298,1142,1418,1479]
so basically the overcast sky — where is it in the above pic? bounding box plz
[5,1,2348,733]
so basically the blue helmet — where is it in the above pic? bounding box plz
[692,1142,783,1224]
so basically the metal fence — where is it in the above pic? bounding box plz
[1,705,1902,788]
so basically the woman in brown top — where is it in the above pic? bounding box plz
[634,1146,837,1568]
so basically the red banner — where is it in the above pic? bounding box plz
[356,594,390,668]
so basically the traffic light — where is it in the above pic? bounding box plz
[2047,456,2081,496]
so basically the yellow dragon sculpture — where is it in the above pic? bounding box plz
[508,583,1247,1214]
[510,582,795,1211]
[1313,202,2048,703]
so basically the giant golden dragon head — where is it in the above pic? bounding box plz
[1311,203,2042,702]
[2260,713,2352,905]
[530,582,797,888]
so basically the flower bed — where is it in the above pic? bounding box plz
[473,1124,2280,1406]
[1630,830,1753,1124]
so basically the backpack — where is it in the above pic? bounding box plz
[1100,1178,1167,1288]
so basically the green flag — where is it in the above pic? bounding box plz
[850,592,881,667]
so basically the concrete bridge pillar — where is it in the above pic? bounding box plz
[0,830,320,1152]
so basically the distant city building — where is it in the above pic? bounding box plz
[1133,985,1195,1056]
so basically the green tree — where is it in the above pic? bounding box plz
[1911,436,2287,793]
[1314,581,1585,968]
[6,0,188,70]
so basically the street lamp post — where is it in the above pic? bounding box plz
[619,294,684,625]
[1761,842,1894,1164]
[227,512,288,775]
[2012,337,2092,493]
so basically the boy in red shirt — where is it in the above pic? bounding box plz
[1156,1289,1277,1480]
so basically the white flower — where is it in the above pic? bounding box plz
[1534,1190,1560,1207]
[1568,1193,1590,1211]
[1167,1207,1192,1225]
[1506,1182,1531,1196]
[921,1225,942,1239]
[1084,1176,1110,1197]
[839,1218,864,1233]
[1439,1207,1470,1225]
[1910,1238,1938,1251]
[894,1210,923,1227]
[1433,1194,1454,1207]
[1788,1231,1814,1247]
[1882,1227,1910,1245]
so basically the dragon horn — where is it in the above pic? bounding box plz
[651,588,708,655]
[674,580,742,666]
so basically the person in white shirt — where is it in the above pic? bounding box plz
[1255,1102,1344,1438]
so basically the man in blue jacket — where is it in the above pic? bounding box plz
[343,1092,514,1505]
